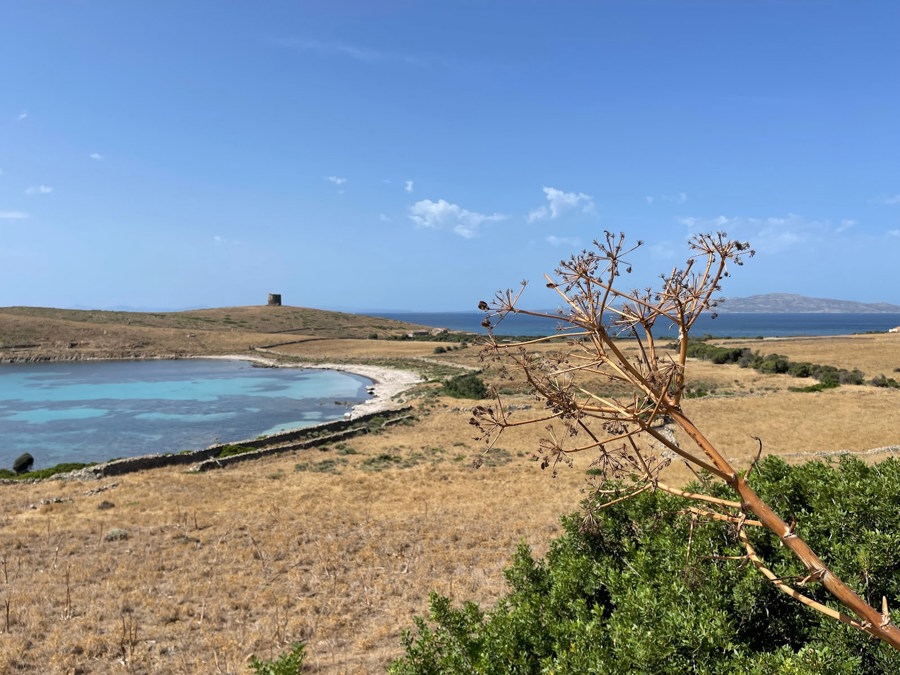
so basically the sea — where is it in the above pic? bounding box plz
[368,311,900,339]
[0,359,371,470]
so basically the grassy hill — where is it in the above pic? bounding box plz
[0,305,437,361]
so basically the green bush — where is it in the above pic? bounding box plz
[0,462,95,480]
[871,374,900,389]
[217,444,256,458]
[392,456,900,674]
[249,642,305,674]
[789,381,840,393]
[442,373,488,399]
[681,340,868,389]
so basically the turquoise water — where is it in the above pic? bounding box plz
[0,359,371,470]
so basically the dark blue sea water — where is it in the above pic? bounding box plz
[370,312,900,339]
[0,359,371,470]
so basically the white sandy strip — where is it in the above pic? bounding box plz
[300,362,423,418]
[198,355,423,419]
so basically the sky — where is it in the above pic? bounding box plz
[2,1,899,312]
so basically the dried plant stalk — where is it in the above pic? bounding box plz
[473,231,900,651]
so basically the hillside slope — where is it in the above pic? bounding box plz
[0,305,435,361]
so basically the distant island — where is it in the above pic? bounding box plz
[718,293,900,314]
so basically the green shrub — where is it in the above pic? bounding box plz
[756,353,790,374]
[392,456,900,674]
[681,339,868,389]
[360,453,404,471]
[787,361,814,378]
[442,373,488,399]
[1,462,95,480]
[217,444,256,458]
[249,642,305,674]
[294,458,346,474]
[871,375,900,389]
[789,381,840,393]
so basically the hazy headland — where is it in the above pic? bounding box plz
[1,304,899,672]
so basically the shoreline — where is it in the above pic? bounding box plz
[2,355,424,480]
[195,354,424,419]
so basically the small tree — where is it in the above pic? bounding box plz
[472,231,900,650]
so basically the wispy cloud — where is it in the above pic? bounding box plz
[409,198,505,238]
[25,185,53,196]
[837,219,856,233]
[546,235,580,247]
[646,192,687,205]
[678,213,848,254]
[528,187,595,222]
[885,194,900,205]
[90,152,104,161]
[326,176,347,185]
[273,38,422,66]
[404,180,414,193]
[0,211,30,220]
[379,213,391,222]
[16,110,27,122]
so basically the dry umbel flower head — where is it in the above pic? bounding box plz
[472,231,900,651]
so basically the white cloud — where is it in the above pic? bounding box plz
[409,198,505,238]
[546,235,580,247]
[677,213,851,254]
[646,192,687,205]
[326,176,347,185]
[885,194,900,205]
[90,153,103,161]
[25,185,53,196]
[528,186,595,222]
[379,213,391,222]
[16,110,27,121]
[0,211,29,220]
[889,229,900,238]
[405,180,414,193]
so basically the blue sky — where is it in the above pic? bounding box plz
[2,1,899,312]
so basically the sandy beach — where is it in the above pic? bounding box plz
[298,362,424,417]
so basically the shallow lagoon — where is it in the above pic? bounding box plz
[0,359,371,470]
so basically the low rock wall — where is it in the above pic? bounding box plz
[70,406,414,479]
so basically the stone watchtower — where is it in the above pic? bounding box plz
[267,293,282,307]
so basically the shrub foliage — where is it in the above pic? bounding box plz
[680,339,866,387]
[442,373,489,399]
[392,456,900,674]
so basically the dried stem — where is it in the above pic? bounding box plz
[472,230,900,651]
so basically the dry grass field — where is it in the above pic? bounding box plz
[1,307,899,673]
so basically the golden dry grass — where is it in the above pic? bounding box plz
[2,322,900,673]
[714,332,900,377]
[0,403,584,674]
